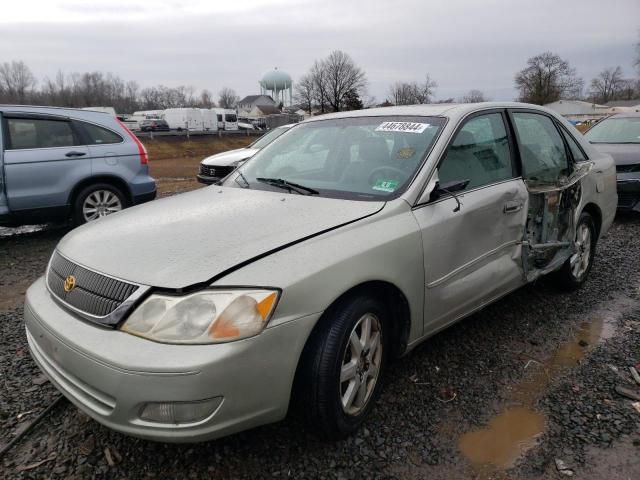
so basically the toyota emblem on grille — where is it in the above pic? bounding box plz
[63,275,77,293]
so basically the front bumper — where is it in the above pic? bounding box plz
[616,174,640,211]
[24,277,318,442]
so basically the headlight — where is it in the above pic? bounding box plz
[120,289,279,344]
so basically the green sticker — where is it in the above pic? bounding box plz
[372,179,399,193]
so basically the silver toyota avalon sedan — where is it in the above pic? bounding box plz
[24,103,617,442]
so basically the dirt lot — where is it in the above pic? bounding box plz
[143,135,255,196]
[0,141,638,479]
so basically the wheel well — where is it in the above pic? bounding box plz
[289,280,411,415]
[69,176,132,208]
[582,202,602,239]
[307,281,411,361]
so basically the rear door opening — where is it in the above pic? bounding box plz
[510,110,593,281]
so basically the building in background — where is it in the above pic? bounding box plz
[237,95,277,117]
[604,100,640,114]
[543,100,610,122]
[259,68,293,107]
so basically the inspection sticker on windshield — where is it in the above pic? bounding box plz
[372,179,399,193]
[375,122,430,134]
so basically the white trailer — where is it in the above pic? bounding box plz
[163,108,204,131]
[132,110,163,119]
[200,109,218,132]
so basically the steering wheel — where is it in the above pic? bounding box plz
[368,166,407,185]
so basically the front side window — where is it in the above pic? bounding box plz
[77,121,122,145]
[512,112,570,186]
[225,114,237,122]
[6,117,78,150]
[438,113,514,190]
[584,116,640,144]
[223,116,445,200]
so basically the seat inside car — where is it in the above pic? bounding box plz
[340,136,391,186]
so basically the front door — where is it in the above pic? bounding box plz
[412,111,528,332]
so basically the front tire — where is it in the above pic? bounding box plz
[72,183,128,225]
[553,211,596,290]
[301,294,387,439]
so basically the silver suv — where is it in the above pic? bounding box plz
[0,105,156,226]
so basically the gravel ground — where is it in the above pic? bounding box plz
[0,214,639,480]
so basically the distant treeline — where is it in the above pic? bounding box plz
[0,60,219,113]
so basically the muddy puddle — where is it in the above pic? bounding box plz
[458,297,636,472]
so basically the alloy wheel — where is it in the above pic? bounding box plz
[570,222,592,279]
[339,313,383,416]
[82,190,123,222]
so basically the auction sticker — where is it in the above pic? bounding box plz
[372,179,399,192]
[375,122,430,133]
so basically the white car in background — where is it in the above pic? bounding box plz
[197,124,293,184]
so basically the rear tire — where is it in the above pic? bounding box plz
[553,211,596,290]
[72,183,128,225]
[300,294,387,439]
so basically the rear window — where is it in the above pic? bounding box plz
[77,121,123,145]
[6,117,80,149]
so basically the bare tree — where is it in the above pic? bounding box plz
[589,66,624,104]
[515,52,583,104]
[218,87,239,109]
[413,75,437,104]
[617,78,640,100]
[199,89,215,108]
[310,60,329,113]
[388,75,437,105]
[388,82,416,105]
[459,89,488,103]
[322,50,367,112]
[294,73,315,114]
[0,60,36,103]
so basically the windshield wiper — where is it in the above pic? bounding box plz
[256,177,319,195]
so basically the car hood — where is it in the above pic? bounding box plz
[201,148,258,166]
[57,187,385,289]
[590,143,640,166]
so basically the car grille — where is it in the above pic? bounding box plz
[616,164,640,173]
[200,164,235,178]
[47,251,138,318]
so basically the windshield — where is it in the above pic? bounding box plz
[225,114,237,122]
[585,116,640,144]
[250,127,290,149]
[222,116,445,200]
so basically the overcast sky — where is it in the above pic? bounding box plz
[1,0,638,104]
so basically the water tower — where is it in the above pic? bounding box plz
[259,68,293,107]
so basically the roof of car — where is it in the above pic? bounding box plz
[303,102,551,123]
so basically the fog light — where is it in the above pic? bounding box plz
[139,397,223,424]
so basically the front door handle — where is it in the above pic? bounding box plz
[65,151,86,157]
[503,201,523,214]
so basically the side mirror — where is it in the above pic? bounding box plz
[429,179,470,201]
